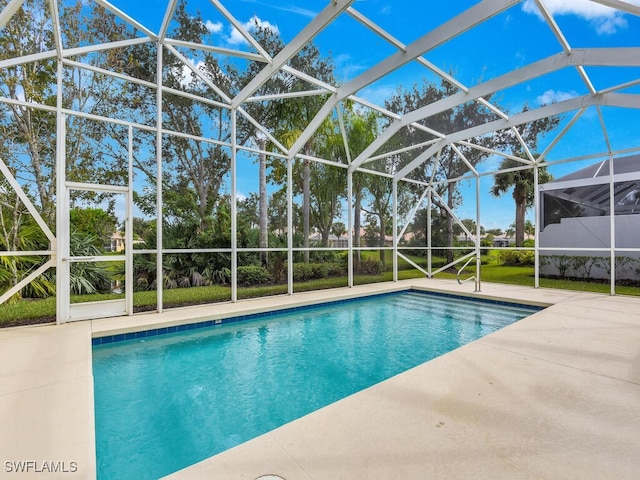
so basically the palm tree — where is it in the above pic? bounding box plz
[490,156,552,247]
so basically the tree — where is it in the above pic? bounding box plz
[524,219,535,237]
[309,162,346,246]
[0,0,57,225]
[385,81,559,264]
[453,218,480,243]
[362,175,393,266]
[0,184,54,302]
[361,170,410,268]
[490,156,552,247]
[70,207,118,249]
[345,109,380,272]
[234,20,338,262]
[331,222,346,241]
[385,80,504,265]
[258,139,269,266]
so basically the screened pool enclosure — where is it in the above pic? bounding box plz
[1,0,639,323]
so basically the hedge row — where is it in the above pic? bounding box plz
[237,262,347,286]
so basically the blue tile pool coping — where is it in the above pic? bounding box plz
[91,289,543,346]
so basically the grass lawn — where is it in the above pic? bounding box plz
[1,250,638,327]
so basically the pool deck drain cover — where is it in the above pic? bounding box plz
[255,476,286,480]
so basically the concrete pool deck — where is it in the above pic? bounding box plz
[1,279,639,479]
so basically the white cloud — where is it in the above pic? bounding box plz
[536,88,578,105]
[334,53,367,81]
[227,15,280,45]
[357,84,398,107]
[15,85,26,102]
[522,0,640,34]
[270,5,315,18]
[205,20,223,34]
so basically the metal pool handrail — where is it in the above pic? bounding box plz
[457,255,481,292]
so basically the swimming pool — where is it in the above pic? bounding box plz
[92,290,540,479]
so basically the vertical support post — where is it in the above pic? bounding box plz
[155,42,164,313]
[475,175,481,292]
[287,158,294,295]
[609,156,616,296]
[231,109,238,302]
[126,126,134,314]
[427,188,432,276]
[392,179,398,282]
[55,63,68,324]
[534,164,540,288]
[347,169,353,287]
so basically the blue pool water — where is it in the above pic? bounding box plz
[92,290,539,479]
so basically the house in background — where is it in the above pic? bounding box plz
[108,232,126,252]
[106,232,145,253]
[538,154,640,280]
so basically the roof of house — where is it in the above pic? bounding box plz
[542,155,640,215]
[552,154,640,183]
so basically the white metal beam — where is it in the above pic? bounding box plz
[246,89,330,102]
[63,37,153,59]
[340,0,518,100]
[351,44,640,176]
[237,106,289,154]
[62,58,157,90]
[538,108,587,162]
[0,259,54,305]
[598,92,640,109]
[0,0,24,30]
[535,0,571,53]
[0,50,57,70]
[208,0,272,61]
[0,157,56,244]
[94,0,158,39]
[281,65,339,93]
[395,94,595,180]
[158,0,178,43]
[292,0,519,162]
[591,0,640,16]
[232,0,354,108]
[165,38,266,63]
[165,44,232,103]
[47,0,63,59]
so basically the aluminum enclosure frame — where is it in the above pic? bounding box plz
[1,0,639,323]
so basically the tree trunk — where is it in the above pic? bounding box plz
[445,183,455,265]
[258,139,268,267]
[514,188,526,247]
[321,227,330,247]
[303,159,310,263]
[379,214,386,268]
[354,192,361,273]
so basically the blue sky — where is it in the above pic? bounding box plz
[106,0,640,230]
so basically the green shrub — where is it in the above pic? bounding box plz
[237,265,272,285]
[311,263,329,279]
[547,255,573,279]
[293,262,346,281]
[293,263,314,281]
[325,262,344,276]
[361,258,384,274]
[570,256,598,280]
[498,249,534,266]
